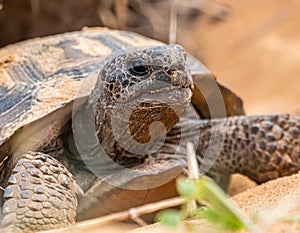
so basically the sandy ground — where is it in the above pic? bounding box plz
[129,173,300,233]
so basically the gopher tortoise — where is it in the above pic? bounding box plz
[0,27,299,232]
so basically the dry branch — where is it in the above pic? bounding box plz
[40,196,186,233]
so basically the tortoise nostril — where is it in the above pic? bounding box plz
[162,66,175,76]
[166,69,175,76]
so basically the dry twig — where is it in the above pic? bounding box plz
[169,0,178,44]
[40,197,186,233]
[186,142,199,212]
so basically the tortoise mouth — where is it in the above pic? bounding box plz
[119,86,193,118]
[114,69,194,104]
[118,81,193,105]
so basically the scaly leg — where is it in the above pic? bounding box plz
[193,114,300,183]
[1,152,78,232]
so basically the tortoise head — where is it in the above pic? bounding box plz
[89,45,193,157]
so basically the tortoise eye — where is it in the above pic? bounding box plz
[129,65,150,76]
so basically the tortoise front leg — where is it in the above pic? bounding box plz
[194,114,300,183]
[1,152,78,232]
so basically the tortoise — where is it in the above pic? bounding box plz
[0,27,299,232]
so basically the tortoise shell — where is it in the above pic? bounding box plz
[0,27,243,149]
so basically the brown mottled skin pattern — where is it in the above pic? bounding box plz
[193,114,300,183]
[1,43,300,232]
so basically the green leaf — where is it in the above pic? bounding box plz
[156,209,182,227]
[176,177,198,200]
[193,176,253,231]
[176,176,253,231]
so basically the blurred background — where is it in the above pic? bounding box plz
[0,0,299,115]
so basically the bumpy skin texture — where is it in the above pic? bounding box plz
[89,44,193,164]
[157,113,300,188]
[1,152,77,232]
[98,44,189,103]
[194,114,300,183]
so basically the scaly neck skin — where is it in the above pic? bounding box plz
[179,114,300,183]
[96,106,127,161]
[95,101,182,166]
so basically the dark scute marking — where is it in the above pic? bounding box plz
[8,63,35,84]
[91,34,129,54]
[0,84,36,114]
[6,58,45,85]
[47,35,118,80]
[47,62,101,81]
[0,86,8,97]
[21,60,44,81]
[55,39,93,60]
[0,92,35,131]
